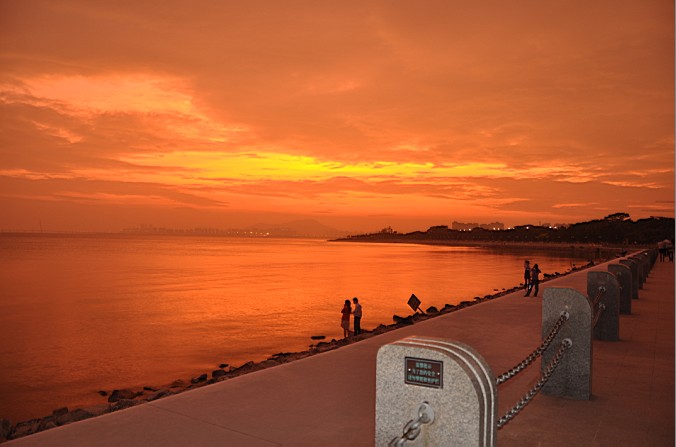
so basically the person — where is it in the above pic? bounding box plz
[352,297,362,335]
[658,240,666,262]
[523,260,531,289]
[525,263,542,297]
[340,299,351,338]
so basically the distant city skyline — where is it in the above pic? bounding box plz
[1,1,673,234]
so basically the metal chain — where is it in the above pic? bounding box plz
[592,303,606,327]
[496,338,573,429]
[496,311,570,385]
[592,286,606,306]
[389,402,435,447]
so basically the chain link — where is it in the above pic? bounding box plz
[496,311,569,385]
[496,338,573,429]
[592,286,606,307]
[389,402,435,446]
[592,303,606,327]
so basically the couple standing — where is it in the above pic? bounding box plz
[523,260,541,297]
[341,297,362,338]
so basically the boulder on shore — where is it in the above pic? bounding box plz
[0,418,11,442]
[190,374,208,384]
[108,389,139,403]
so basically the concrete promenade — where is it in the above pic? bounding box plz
[6,256,674,446]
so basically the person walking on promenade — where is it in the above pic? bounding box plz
[524,263,542,297]
[523,260,531,289]
[341,299,352,338]
[352,297,362,335]
[658,240,666,262]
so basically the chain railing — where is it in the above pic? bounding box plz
[592,286,606,307]
[495,311,570,385]
[496,338,573,429]
[592,303,606,327]
[388,402,435,446]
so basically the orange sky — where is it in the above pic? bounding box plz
[1,0,674,233]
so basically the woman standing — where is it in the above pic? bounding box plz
[341,299,352,338]
[523,260,531,290]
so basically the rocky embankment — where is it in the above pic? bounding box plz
[0,261,597,443]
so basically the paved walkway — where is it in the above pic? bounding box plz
[5,256,674,446]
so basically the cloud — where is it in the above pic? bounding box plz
[0,0,673,231]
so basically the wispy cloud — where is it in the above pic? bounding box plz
[0,0,673,231]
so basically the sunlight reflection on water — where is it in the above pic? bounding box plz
[0,234,596,421]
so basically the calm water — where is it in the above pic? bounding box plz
[0,234,595,422]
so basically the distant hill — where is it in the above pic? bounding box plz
[247,219,351,238]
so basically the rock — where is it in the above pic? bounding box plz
[232,361,255,374]
[425,306,439,314]
[0,418,11,442]
[81,404,109,417]
[148,389,173,401]
[212,369,227,379]
[9,419,40,439]
[143,386,158,392]
[219,363,229,369]
[97,390,108,396]
[310,335,326,340]
[372,324,389,334]
[51,407,68,417]
[191,373,208,384]
[55,409,93,426]
[257,359,280,369]
[392,315,414,325]
[108,389,138,403]
[110,399,137,412]
[37,419,57,431]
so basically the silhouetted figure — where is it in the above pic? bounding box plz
[341,299,352,338]
[533,264,542,296]
[524,263,541,297]
[352,297,362,335]
[523,260,531,289]
[658,240,666,262]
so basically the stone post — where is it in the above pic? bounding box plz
[619,258,639,299]
[376,336,497,446]
[608,263,632,315]
[541,287,592,400]
[587,271,621,341]
[630,255,645,288]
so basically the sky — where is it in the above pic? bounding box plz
[1,0,674,234]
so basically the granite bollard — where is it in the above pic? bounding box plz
[376,336,496,446]
[541,288,592,400]
[608,263,632,315]
[587,271,621,341]
[630,255,645,288]
[619,258,639,299]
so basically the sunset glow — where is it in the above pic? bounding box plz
[1,1,673,233]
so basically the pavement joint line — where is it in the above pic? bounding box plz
[144,402,282,447]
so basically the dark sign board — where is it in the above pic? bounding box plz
[407,294,421,312]
[405,357,443,389]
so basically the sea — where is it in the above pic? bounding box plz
[0,233,599,422]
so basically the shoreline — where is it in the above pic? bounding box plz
[332,237,634,251]
[1,253,613,442]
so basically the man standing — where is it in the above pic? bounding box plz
[352,297,362,335]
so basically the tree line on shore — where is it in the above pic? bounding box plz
[342,213,675,245]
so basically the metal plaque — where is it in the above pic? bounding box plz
[405,357,443,389]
